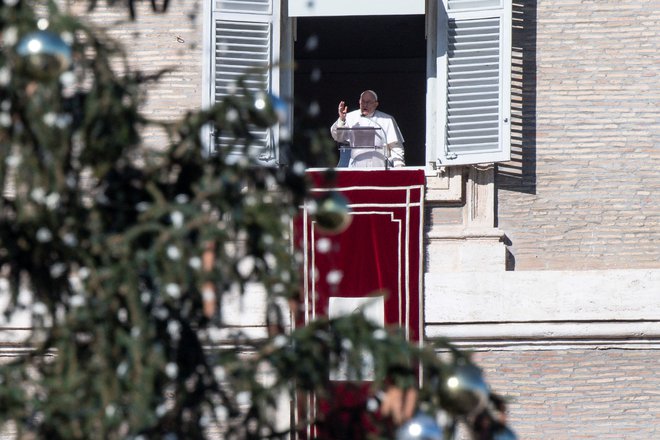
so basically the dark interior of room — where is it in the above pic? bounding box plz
[294,15,427,166]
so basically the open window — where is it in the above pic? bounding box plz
[203,0,511,169]
[293,15,427,167]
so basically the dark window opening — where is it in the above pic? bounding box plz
[294,15,427,166]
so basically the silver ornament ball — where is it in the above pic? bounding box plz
[16,30,72,80]
[443,363,490,417]
[492,425,517,440]
[251,91,288,127]
[269,92,288,124]
[396,412,444,440]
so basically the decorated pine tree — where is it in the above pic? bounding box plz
[0,1,516,439]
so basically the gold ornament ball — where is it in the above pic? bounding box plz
[314,192,352,234]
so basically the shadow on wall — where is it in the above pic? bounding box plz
[497,0,537,195]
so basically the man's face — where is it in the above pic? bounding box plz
[359,94,378,116]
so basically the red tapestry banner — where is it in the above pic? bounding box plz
[295,168,426,343]
[293,169,426,438]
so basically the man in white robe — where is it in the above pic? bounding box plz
[330,90,405,168]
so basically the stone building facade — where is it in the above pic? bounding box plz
[1,1,658,438]
[425,2,660,438]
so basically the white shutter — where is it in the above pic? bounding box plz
[435,0,511,166]
[211,0,280,165]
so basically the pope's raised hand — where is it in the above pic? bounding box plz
[338,101,348,121]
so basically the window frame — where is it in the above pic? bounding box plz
[203,0,511,170]
[288,0,425,17]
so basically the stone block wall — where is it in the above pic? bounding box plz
[75,1,204,149]
[497,0,660,270]
[472,349,660,439]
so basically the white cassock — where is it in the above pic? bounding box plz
[331,110,405,168]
